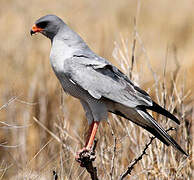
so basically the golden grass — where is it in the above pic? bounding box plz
[0,0,193,179]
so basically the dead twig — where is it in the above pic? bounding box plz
[129,17,137,80]
[119,127,175,180]
[108,121,117,180]
[0,96,18,111]
[33,117,75,154]
[78,139,98,180]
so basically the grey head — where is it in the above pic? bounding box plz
[30,14,90,51]
[30,14,65,40]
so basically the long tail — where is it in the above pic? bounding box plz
[137,109,188,156]
[143,101,180,125]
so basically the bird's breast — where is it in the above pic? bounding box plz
[50,39,75,73]
[49,39,92,101]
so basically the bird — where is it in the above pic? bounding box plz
[30,14,188,161]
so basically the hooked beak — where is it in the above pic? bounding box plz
[30,24,43,35]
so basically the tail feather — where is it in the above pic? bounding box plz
[142,126,170,146]
[146,101,180,125]
[137,109,188,156]
[111,110,169,146]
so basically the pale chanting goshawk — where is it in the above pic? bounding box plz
[31,15,188,162]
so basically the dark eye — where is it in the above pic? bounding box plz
[36,21,49,29]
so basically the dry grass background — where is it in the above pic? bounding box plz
[0,0,193,179]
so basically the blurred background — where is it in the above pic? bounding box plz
[0,0,193,179]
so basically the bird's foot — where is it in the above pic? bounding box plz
[75,147,88,162]
[75,147,96,167]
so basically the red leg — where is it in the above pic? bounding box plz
[84,122,94,147]
[85,122,99,149]
[76,121,100,162]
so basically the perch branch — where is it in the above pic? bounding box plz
[79,139,99,180]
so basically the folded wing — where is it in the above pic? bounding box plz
[64,55,153,108]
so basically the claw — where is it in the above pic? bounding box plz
[75,147,96,167]
[75,147,88,163]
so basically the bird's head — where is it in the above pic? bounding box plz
[30,14,64,40]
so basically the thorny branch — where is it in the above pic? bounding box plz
[119,127,175,180]
[79,139,98,180]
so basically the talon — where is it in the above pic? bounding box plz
[75,147,89,163]
[75,147,96,167]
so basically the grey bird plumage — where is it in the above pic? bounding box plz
[31,14,188,156]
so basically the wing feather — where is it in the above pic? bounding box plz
[64,56,153,108]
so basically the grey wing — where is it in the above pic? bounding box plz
[64,56,153,108]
